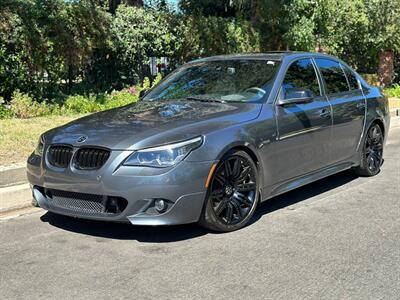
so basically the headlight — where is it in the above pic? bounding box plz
[123,136,203,168]
[34,135,44,157]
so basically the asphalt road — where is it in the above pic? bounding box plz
[1,118,399,300]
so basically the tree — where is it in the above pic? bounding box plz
[48,0,111,93]
[109,0,144,14]
[173,15,260,61]
[110,5,178,86]
[0,3,31,100]
[364,0,400,86]
[314,0,370,69]
[0,0,60,100]
[233,0,371,69]
[281,0,319,51]
[0,0,111,99]
[179,0,239,18]
[232,0,287,50]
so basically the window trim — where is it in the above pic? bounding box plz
[274,57,324,105]
[310,57,326,96]
[313,57,354,97]
[341,64,362,92]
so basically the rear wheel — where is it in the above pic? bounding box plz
[199,150,259,232]
[354,123,384,177]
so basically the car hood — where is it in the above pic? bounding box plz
[45,100,262,150]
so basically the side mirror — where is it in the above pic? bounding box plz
[139,89,148,98]
[277,88,314,106]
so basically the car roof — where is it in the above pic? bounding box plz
[190,52,339,63]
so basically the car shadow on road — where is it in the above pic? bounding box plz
[40,170,358,243]
[250,170,358,225]
[40,212,209,243]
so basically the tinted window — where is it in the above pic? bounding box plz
[343,66,360,91]
[144,60,279,103]
[281,58,320,98]
[315,58,349,94]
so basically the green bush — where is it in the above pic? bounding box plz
[63,95,102,114]
[9,91,53,118]
[103,90,139,110]
[152,74,163,87]
[62,87,139,114]
[0,97,13,118]
[384,84,400,98]
[0,74,149,119]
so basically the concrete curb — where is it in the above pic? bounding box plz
[0,165,32,215]
[0,183,32,213]
[0,164,27,188]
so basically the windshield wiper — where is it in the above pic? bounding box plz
[186,96,225,103]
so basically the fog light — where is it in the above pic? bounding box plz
[155,199,167,213]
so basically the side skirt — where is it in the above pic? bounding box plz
[260,161,355,202]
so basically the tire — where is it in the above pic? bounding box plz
[199,150,260,232]
[353,123,384,177]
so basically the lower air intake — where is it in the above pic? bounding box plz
[45,189,127,215]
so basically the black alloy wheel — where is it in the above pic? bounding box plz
[199,150,259,232]
[354,123,384,176]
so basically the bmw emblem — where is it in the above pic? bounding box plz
[76,135,87,143]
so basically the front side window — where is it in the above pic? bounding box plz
[315,58,349,94]
[281,58,321,99]
[144,59,280,103]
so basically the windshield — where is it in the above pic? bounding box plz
[143,59,279,103]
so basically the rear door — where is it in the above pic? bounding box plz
[273,58,332,183]
[314,58,366,163]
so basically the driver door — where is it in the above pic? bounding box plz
[272,58,332,183]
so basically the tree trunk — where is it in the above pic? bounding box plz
[124,0,143,7]
[378,50,394,87]
[109,0,143,14]
[109,0,121,14]
[68,65,73,94]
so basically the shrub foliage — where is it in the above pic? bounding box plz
[0,0,399,119]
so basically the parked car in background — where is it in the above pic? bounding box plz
[27,52,390,232]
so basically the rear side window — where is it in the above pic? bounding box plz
[315,58,349,94]
[343,66,360,91]
[281,58,321,97]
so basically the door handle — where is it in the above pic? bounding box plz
[319,108,331,119]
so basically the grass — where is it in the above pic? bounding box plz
[0,115,81,166]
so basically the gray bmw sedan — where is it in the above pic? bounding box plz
[27,52,390,232]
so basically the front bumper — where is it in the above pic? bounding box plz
[27,150,215,226]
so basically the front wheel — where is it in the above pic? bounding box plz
[354,123,384,177]
[199,150,260,232]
